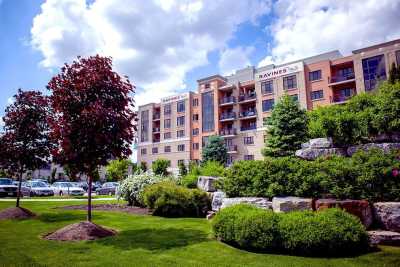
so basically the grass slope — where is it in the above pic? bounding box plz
[1,201,400,267]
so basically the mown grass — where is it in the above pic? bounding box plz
[1,201,400,267]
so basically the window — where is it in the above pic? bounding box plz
[192,98,199,107]
[262,99,274,112]
[164,119,171,129]
[192,128,199,136]
[192,143,199,150]
[177,116,185,126]
[140,110,149,142]
[291,94,299,102]
[261,80,273,94]
[338,67,354,77]
[140,148,147,155]
[340,88,353,97]
[164,132,171,139]
[202,136,209,147]
[243,136,254,145]
[192,114,199,121]
[152,147,158,154]
[227,156,233,165]
[362,55,386,91]
[309,70,322,81]
[177,130,185,138]
[205,83,210,89]
[283,75,297,90]
[164,146,171,153]
[202,91,215,132]
[177,100,185,112]
[164,104,171,115]
[177,144,185,152]
[310,90,324,100]
[244,155,254,161]
[178,159,185,165]
[396,50,400,66]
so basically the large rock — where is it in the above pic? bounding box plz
[221,197,272,210]
[197,176,219,192]
[373,202,400,232]
[295,148,346,160]
[368,230,400,246]
[301,138,333,149]
[347,143,400,156]
[272,197,313,213]
[211,191,226,211]
[371,133,400,143]
[316,199,373,229]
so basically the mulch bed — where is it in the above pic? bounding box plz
[60,204,150,215]
[44,221,116,241]
[0,207,36,220]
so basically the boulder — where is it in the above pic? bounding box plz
[211,191,226,211]
[373,202,400,232]
[347,143,400,156]
[295,148,346,160]
[272,197,313,213]
[368,230,400,246]
[371,132,400,143]
[221,197,272,210]
[309,137,333,148]
[197,176,219,192]
[316,199,373,229]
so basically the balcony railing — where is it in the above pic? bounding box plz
[329,72,355,84]
[153,138,160,143]
[153,113,161,120]
[220,128,237,136]
[153,127,160,133]
[226,145,238,152]
[219,96,236,105]
[220,112,236,120]
[239,110,257,118]
[238,92,256,102]
[240,125,257,131]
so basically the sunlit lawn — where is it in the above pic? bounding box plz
[1,201,400,267]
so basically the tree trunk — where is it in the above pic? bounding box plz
[87,175,93,222]
[16,171,23,208]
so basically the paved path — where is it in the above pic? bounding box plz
[0,198,116,202]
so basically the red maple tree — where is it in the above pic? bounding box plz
[0,89,52,207]
[47,55,136,221]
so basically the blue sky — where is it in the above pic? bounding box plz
[1,0,399,121]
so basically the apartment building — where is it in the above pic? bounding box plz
[137,39,400,169]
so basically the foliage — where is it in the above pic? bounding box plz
[142,181,210,217]
[152,159,170,176]
[47,55,136,221]
[106,159,134,181]
[139,161,147,172]
[212,204,280,251]
[178,161,188,176]
[118,172,166,206]
[202,135,228,165]
[262,95,308,157]
[180,173,198,189]
[200,161,225,176]
[389,62,400,84]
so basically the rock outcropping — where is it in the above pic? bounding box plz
[272,197,313,213]
[211,191,226,211]
[368,230,400,246]
[221,197,272,210]
[197,176,219,192]
[373,202,400,232]
[347,143,400,156]
[295,138,347,160]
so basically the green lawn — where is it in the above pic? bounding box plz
[1,201,400,267]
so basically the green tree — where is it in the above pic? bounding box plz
[139,161,147,172]
[202,135,228,165]
[152,159,170,176]
[262,95,308,157]
[106,159,133,181]
[178,161,188,176]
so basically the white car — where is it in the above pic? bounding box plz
[51,182,85,196]
[26,181,54,197]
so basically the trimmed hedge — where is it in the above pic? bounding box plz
[142,182,210,217]
[212,205,369,256]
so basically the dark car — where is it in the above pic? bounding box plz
[0,178,18,197]
[96,182,119,196]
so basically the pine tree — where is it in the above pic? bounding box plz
[202,135,228,165]
[262,95,308,157]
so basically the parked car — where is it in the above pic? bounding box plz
[51,182,85,196]
[92,181,102,191]
[0,178,18,197]
[77,182,89,191]
[31,179,50,186]
[26,181,54,197]
[13,181,31,197]
[96,182,119,195]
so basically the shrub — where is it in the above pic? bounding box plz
[180,173,198,188]
[200,161,225,177]
[142,182,210,217]
[118,173,166,206]
[178,161,188,176]
[278,208,369,256]
[212,204,280,251]
[152,159,170,176]
[106,158,134,181]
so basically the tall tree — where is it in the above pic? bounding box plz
[48,55,136,222]
[0,89,52,207]
[106,158,133,181]
[202,135,228,165]
[262,95,308,157]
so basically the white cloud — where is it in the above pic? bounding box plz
[259,0,400,65]
[31,0,272,106]
[218,46,254,75]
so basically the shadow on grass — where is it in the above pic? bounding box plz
[97,228,209,251]
[37,212,105,223]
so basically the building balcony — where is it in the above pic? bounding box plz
[219,84,235,91]
[240,125,257,131]
[220,112,236,121]
[328,72,355,85]
[239,110,257,119]
[238,93,256,103]
[153,127,160,133]
[220,128,237,137]
[219,96,236,106]
[153,113,161,120]
[226,145,238,153]
[153,138,160,143]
